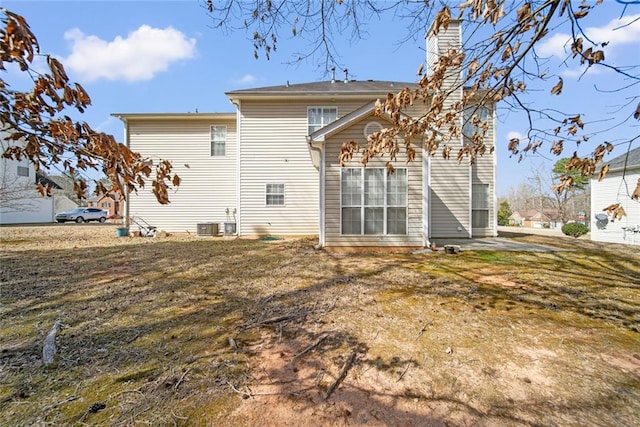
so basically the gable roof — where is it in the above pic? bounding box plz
[601,145,640,173]
[307,100,419,144]
[112,112,235,121]
[36,173,62,190]
[509,209,557,221]
[226,80,417,101]
[307,101,377,143]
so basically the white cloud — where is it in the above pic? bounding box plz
[536,33,572,58]
[95,116,120,134]
[537,13,640,58]
[586,13,640,46]
[506,131,525,141]
[231,74,260,85]
[63,25,196,82]
[561,66,601,79]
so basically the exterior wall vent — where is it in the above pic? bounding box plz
[364,121,383,138]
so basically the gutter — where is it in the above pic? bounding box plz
[120,117,131,230]
[231,100,242,236]
[307,136,325,247]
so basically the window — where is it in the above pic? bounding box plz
[363,121,383,138]
[472,183,490,228]
[102,202,111,208]
[427,35,438,77]
[308,107,337,134]
[17,158,29,177]
[266,183,285,206]
[341,168,407,235]
[462,106,490,140]
[211,125,226,156]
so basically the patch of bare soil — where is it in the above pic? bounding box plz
[225,333,476,427]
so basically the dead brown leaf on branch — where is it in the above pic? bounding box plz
[631,178,640,200]
[0,8,179,203]
[603,203,626,222]
[337,2,635,184]
[204,1,639,187]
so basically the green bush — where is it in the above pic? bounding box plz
[561,222,589,238]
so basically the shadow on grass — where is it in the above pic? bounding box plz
[1,233,638,425]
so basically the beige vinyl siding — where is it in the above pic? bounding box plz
[590,169,640,245]
[424,20,472,238]
[324,115,424,247]
[470,104,496,237]
[428,20,463,147]
[429,156,470,238]
[472,154,496,237]
[127,118,237,233]
[426,20,469,238]
[238,98,378,236]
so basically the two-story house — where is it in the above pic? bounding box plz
[87,191,125,219]
[114,20,497,248]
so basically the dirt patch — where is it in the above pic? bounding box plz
[601,353,640,377]
[227,335,476,427]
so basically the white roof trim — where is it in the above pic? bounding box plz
[308,101,376,142]
[307,101,413,143]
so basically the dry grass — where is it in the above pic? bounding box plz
[0,224,638,426]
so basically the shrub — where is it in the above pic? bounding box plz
[562,222,589,238]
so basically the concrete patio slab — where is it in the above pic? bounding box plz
[412,237,570,254]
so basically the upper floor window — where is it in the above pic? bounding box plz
[462,106,490,140]
[17,158,29,177]
[308,107,337,134]
[211,125,226,156]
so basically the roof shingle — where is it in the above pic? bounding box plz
[226,80,417,97]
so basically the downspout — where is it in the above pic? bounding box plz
[468,162,473,238]
[422,145,430,247]
[231,100,241,236]
[424,130,443,247]
[123,117,130,230]
[492,107,498,237]
[307,137,325,248]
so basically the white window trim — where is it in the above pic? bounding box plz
[307,106,338,135]
[265,183,285,207]
[210,125,227,157]
[340,167,408,236]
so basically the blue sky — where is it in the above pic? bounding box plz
[2,0,639,197]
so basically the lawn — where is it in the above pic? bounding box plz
[1,225,638,426]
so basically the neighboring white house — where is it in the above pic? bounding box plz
[114,20,497,248]
[1,130,79,225]
[590,145,640,245]
[0,153,78,224]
